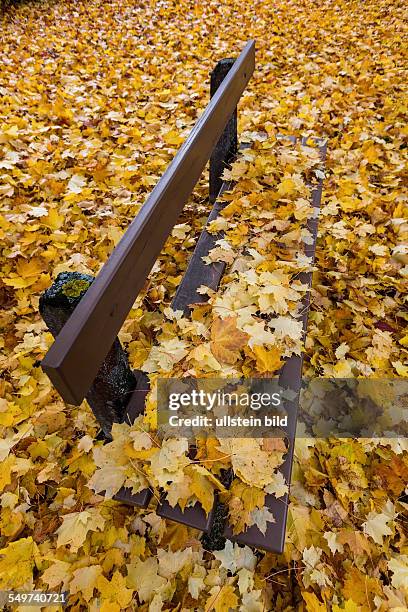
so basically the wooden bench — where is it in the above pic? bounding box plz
[39,40,326,553]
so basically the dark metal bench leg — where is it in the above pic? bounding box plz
[209,57,238,205]
[39,272,136,439]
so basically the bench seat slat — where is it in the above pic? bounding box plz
[225,138,326,552]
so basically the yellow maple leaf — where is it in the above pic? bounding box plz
[218,438,284,488]
[163,129,184,145]
[126,557,167,603]
[302,591,327,612]
[0,123,19,142]
[363,143,380,164]
[40,559,72,591]
[252,345,283,373]
[67,173,87,194]
[70,564,103,602]
[343,566,383,605]
[56,508,106,552]
[52,98,74,123]
[210,316,249,364]
[0,506,23,538]
[42,207,64,230]
[189,343,223,371]
[0,455,14,492]
[205,585,239,612]
[97,570,134,609]
[277,176,296,196]
[337,529,371,556]
[222,159,248,181]
[0,537,40,589]
[388,555,408,589]
[186,464,216,514]
[392,360,408,376]
[399,334,408,347]
[15,257,45,278]
[230,480,265,514]
[195,437,231,472]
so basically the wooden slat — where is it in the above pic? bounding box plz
[158,499,215,532]
[171,179,233,314]
[224,137,327,552]
[41,41,255,406]
[172,144,251,315]
[159,137,326,544]
[113,487,152,508]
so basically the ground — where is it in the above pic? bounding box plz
[0,0,407,610]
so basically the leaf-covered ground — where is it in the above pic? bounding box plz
[0,0,407,610]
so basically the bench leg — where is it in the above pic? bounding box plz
[209,58,238,204]
[39,272,136,439]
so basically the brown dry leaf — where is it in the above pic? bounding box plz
[210,316,249,364]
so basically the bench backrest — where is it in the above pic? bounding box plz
[41,41,255,405]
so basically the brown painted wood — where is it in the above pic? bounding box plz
[172,144,251,315]
[157,499,215,532]
[41,41,255,406]
[113,486,152,508]
[171,179,232,315]
[224,137,327,552]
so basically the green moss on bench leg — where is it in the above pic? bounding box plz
[39,272,137,439]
